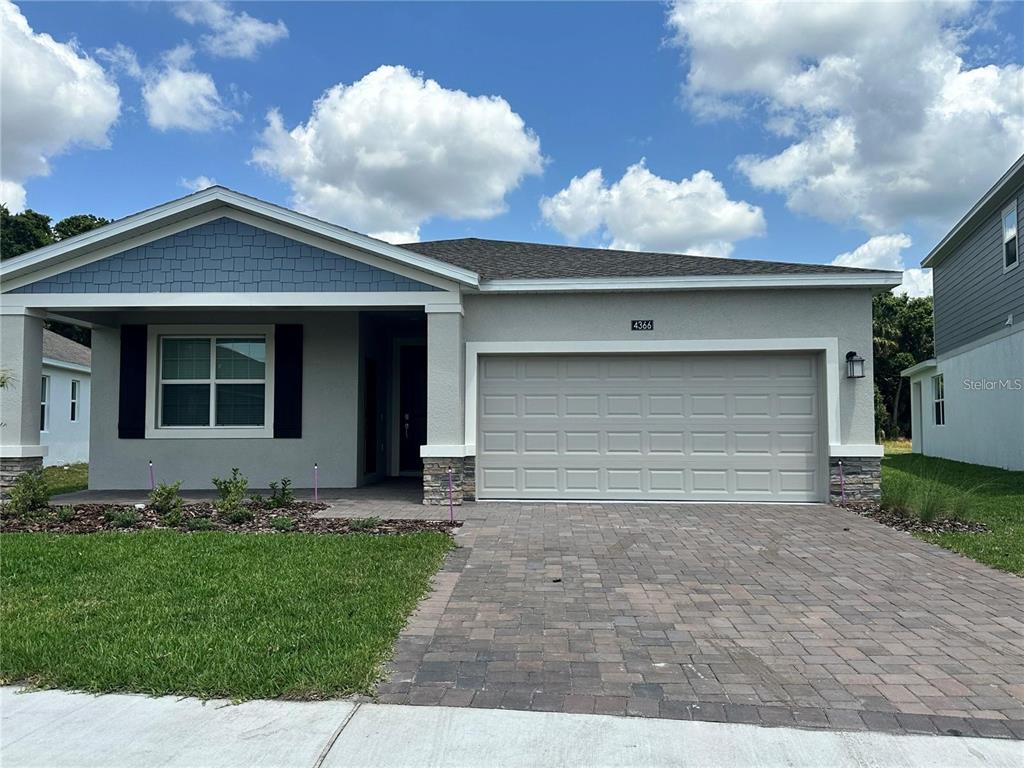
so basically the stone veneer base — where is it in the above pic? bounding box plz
[422,457,476,505]
[0,456,44,494]
[830,457,881,504]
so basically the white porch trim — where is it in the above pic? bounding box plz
[462,337,850,456]
[0,445,48,458]
[420,444,474,458]
[2,292,461,310]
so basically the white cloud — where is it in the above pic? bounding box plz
[96,43,142,80]
[142,44,239,132]
[895,268,933,298]
[0,0,120,211]
[179,175,218,192]
[832,233,912,271]
[668,1,1024,232]
[252,65,543,239]
[540,161,766,257]
[173,1,287,59]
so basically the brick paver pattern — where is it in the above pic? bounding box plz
[374,502,1024,739]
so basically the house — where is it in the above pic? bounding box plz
[902,156,1024,471]
[0,187,899,503]
[40,329,91,466]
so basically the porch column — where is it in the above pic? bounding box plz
[422,305,471,504]
[0,310,46,490]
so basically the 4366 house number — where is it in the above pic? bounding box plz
[631,319,654,331]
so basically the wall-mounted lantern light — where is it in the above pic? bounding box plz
[846,351,865,379]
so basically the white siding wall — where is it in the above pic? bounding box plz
[40,363,90,466]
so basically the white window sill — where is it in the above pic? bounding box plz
[144,426,274,440]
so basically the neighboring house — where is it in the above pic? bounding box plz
[0,188,899,502]
[902,156,1024,471]
[40,329,91,466]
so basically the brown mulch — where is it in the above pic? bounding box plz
[0,501,462,536]
[839,502,990,534]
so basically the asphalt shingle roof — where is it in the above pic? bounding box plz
[401,238,896,281]
[43,330,91,367]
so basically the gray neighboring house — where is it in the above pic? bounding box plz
[902,156,1024,471]
[40,329,91,466]
[0,187,899,502]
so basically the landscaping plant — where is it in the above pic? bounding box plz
[4,469,50,516]
[268,478,294,509]
[150,481,183,517]
[348,516,382,532]
[186,516,214,531]
[56,506,76,523]
[271,516,295,532]
[104,508,140,529]
[212,468,248,518]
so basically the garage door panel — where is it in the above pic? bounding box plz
[477,352,821,501]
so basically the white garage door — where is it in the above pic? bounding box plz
[476,353,822,501]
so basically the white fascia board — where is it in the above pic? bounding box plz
[42,358,91,375]
[420,444,474,458]
[829,444,885,458]
[2,292,459,310]
[476,273,903,293]
[900,359,938,378]
[0,187,480,289]
[0,445,48,458]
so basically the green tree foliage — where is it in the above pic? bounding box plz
[54,214,112,241]
[873,292,934,438]
[0,204,54,260]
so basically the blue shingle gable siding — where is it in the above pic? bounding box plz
[13,218,441,294]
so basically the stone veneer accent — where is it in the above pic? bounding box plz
[423,457,475,505]
[0,456,43,494]
[829,457,881,504]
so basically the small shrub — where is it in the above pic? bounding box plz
[161,508,183,527]
[916,479,949,525]
[268,478,294,509]
[186,516,214,531]
[56,505,76,523]
[149,481,183,517]
[212,468,248,517]
[5,469,50,516]
[104,508,140,528]
[271,516,295,532]
[881,472,914,514]
[249,492,267,508]
[222,507,254,525]
[348,516,382,532]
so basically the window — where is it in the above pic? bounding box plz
[40,375,49,432]
[1004,201,1018,272]
[158,335,267,430]
[932,374,945,426]
[70,379,80,422]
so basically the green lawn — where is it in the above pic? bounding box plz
[883,453,1024,575]
[41,463,88,495]
[1,530,453,699]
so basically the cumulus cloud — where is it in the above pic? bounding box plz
[142,44,239,132]
[668,1,1024,232]
[830,233,932,296]
[0,0,120,211]
[173,1,287,59]
[540,161,766,257]
[252,65,543,240]
[180,175,218,192]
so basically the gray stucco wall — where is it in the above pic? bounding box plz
[426,312,465,446]
[933,184,1024,355]
[0,313,44,448]
[463,288,877,447]
[14,217,440,294]
[89,311,360,489]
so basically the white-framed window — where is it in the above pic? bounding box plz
[40,375,49,432]
[932,374,945,426]
[70,379,80,422]
[1004,200,1018,272]
[145,325,275,439]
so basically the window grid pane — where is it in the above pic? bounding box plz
[162,384,211,426]
[216,338,266,380]
[162,338,211,380]
[216,384,266,426]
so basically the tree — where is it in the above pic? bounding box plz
[0,205,54,260]
[54,213,111,240]
[872,292,934,438]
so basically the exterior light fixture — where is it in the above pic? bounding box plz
[846,351,865,379]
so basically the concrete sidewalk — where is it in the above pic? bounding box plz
[2,687,1020,768]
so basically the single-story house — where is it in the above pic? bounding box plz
[902,156,1023,470]
[40,329,91,466]
[0,187,899,503]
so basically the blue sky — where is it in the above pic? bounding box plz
[5,1,1024,293]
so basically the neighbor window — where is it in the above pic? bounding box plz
[40,375,49,432]
[932,374,945,426]
[70,379,80,422]
[158,336,267,428]
[1004,201,1018,272]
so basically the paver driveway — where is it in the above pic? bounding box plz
[371,502,1024,739]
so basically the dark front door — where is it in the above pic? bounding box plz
[398,344,427,473]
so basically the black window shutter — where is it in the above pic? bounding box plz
[118,325,147,439]
[274,324,303,438]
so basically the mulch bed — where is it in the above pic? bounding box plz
[0,501,461,536]
[839,502,989,534]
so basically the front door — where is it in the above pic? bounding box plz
[398,344,427,473]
